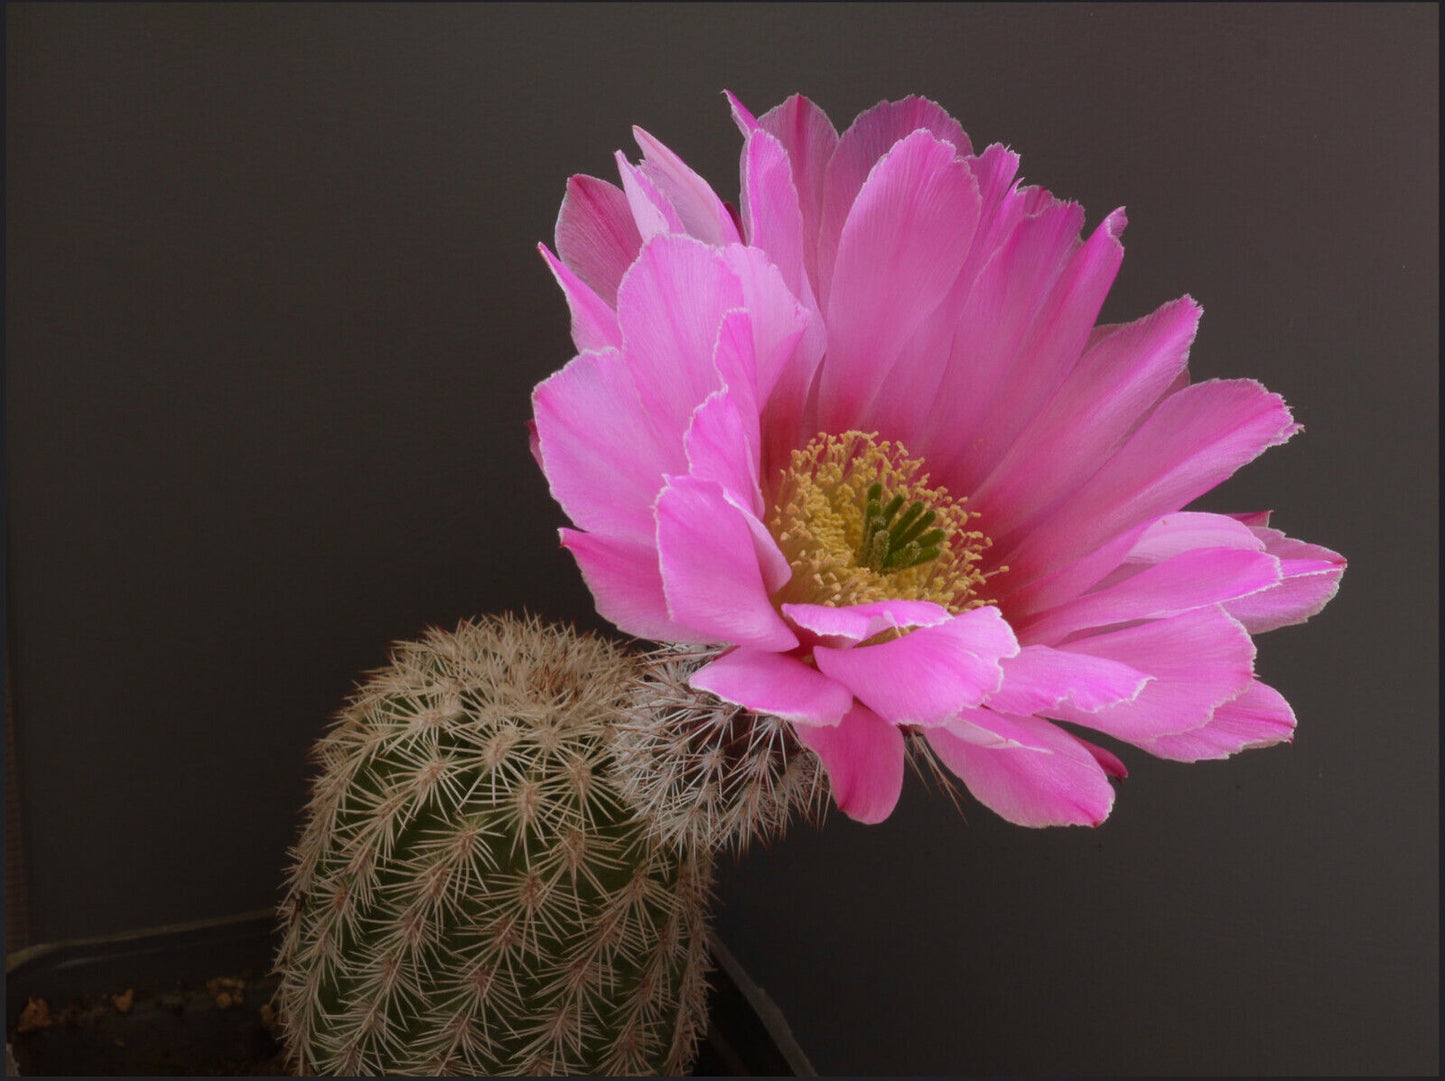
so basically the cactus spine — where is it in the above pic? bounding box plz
[613,644,827,856]
[275,616,713,1075]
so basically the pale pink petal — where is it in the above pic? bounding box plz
[532,347,679,545]
[559,529,702,643]
[755,93,839,290]
[633,126,743,247]
[615,235,742,442]
[971,296,1202,539]
[781,599,953,646]
[1144,680,1296,761]
[615,151,685,239]
[555,174,643,305]
[988,645,1151,716]
[685,387,762,517]
[817,96,972,310]
[812,606,1019,726]
[1001,379,1299,593]
[688,647,853,727]
[1021,548,1283,645]
[927,710,1116,827]
[1223,526,1346,633]
[1050,607,1256,747]
[537,244,622,353]
[793,703,905,823]
[655,476,798,651]
[816,130,980,433]
[951,208,1128,493]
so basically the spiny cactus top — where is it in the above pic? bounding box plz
[275,615,713,1076]
[614,643,827,856]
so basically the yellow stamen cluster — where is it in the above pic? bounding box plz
[767,430,992,615]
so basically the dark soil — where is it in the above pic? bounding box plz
[9,972,288,1076]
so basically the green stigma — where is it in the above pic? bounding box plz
[855,481,948,572]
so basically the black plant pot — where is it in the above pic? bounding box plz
[6,911,813,1076]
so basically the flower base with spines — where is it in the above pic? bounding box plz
[274,615,713,1076]
[612,644,828,856]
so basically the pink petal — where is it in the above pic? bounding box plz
[560,529,700,643]
[633,126,742,247]
[716,246,821,473]
[537,244,622,353]
[615,151,685,239]
[1050,607,1256,747]
[1124,510,1266,562]
[927,710,1116,827]
[532,347,679,545]
[817,96,972,310]
[723,89,760,135]
[685,386,762,518]
[988,645,1151,716]
[1077,736,1129,779]
[812,606,1019,726]
[849,153,1022,452]
[655,476,798,651]
[738,126,827,366]
[961,143,1026,267]
[971,296,1202,540]
[688,647,854,727]
[1223,525,1346,633]
[718,245,813,409]
[1020,547,1283,645]
[615,235,742,445]
[555,175,643,305]
[781,599,953,646]
[1000,517,1153,619]
[1144,680,1296,761]
[1231,510,1274,528]
[526,418,542,472]
[738,128,805,288]
[816,130,981,433]
[755,93,840,291]
[1002,379,1299,593]
[793,703,905,823]
[918,198,1087,480]
[953,208,1129,493]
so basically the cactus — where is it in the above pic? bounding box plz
[274,615,714,1076]
[612,644,828,856]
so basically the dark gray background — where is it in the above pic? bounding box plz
[5,3,1437,1074]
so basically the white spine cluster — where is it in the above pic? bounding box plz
[611,644,828,856]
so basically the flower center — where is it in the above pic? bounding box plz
[767,431,992,614]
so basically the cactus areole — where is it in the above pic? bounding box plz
[275,616,713,1075]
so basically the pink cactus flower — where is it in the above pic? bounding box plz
[530,93,1345,827]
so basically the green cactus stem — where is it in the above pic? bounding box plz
[274,615,713,1076]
